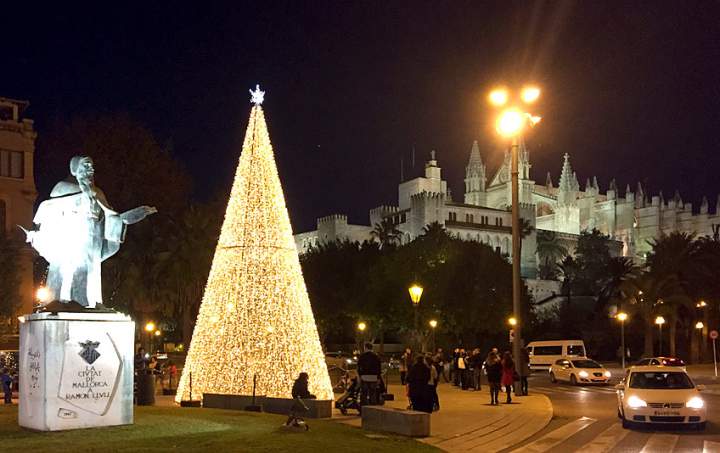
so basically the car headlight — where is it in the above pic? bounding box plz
[578,371,589,378]
[604,371,611,378]
[686,397,704,409]
[345,359,352,364]
[627,396,647,408]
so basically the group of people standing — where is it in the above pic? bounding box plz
[399,347,440,413]
[399,346,531,409]
[453,347,531,404]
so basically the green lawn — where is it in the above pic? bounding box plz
[0,404,437,452]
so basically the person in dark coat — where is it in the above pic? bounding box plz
[501,351,515,404]
[400,347,412,386]
[291,372,316,400]
[407,356,432,413]
[1,368,12,404]
[518,347,531,396]
[357,343,382,405]
[484,351,502,405]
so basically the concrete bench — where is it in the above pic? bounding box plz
[202,393,332,418]
[361,406,430,437]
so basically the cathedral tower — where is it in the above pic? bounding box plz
[464,140,487,206]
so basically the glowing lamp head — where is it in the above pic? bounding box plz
[496,109,525,138]
[154,330,162,337]
[655,316,666,326]
[697,300,707,308]
[508,317,518,327]
[357,321,367,332]
[36,286,51,303]
[408,284,424,305]
[696,321,704,330]
[521,86,541,104]
[145,322,156,332]
[429,319,438,329]
[488,88,509,107]
[617,312,628,322]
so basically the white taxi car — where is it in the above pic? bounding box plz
[616,366,706,430]
[549,358,611,385]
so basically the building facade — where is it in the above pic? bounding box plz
[294,140,719,284]
[0,97,38,318]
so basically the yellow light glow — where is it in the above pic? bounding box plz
[429,319,438,329]
[617,312,628,322]
[496,109,525,138]
[155,330,162,337]
[508,317,517,326]
[176,100,333,403]
[145,322,155,332]
[521,86,541,104]
[696,321,704,330]
[655,316,665,326]
[357,322,367,332]
[36,286,51,303]
[697,300,707,308]
[488,88,509,107]
[408,284,424,305]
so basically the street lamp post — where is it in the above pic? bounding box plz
[357,321,367,352]
[408,284,423,352]
[145,321,155,353]
[697,300,709,361]
[489,86,541,371]
[655,316,666,356]
[429,319,438,352]
[617,312,628,369]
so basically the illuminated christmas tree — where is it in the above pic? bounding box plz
[176,85,333,402]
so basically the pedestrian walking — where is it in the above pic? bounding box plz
[457,349,468,389]
[407,356,433,413]
[501,351,515,404]
[469,348,483,390]
[426,355,440,411]
[433,348,448,382]
[518,347,530,396]
[357,343,382,406]
[484,351,502,405]
[1,368,12,404]
[451,348,460,386]
[400,347,412,386]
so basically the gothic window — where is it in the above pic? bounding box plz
[448,212,457,221]
[0,199,5,237]
[401,213,406,223]
[0,150,24,179]
[465,214,474,223]
[499,218,503,227]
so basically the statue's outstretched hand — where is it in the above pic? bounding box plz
[17,225,35,244]
[120,206,158,225]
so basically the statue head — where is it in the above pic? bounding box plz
[70,156,95,184]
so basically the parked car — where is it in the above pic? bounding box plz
[549,358,611,385]
[634,357,686,369]
[527,340,587,370]
[616,366,706,430]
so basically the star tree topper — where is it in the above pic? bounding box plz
[250,84,265,105]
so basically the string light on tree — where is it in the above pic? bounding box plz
[176,85,333,403]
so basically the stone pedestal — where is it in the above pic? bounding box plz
[18,311,135,431]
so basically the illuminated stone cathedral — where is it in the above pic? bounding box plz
[294,141,720,298]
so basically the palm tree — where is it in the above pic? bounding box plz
[421,221,447,238]
[537,230,567,279]
[370,218,402,249]
[646,231,698,358]
[618,271,688,357]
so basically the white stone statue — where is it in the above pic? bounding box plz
[23,156,157,308]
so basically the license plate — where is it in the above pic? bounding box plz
[654,411,680,416]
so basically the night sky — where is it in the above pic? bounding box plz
[3,2,720,233]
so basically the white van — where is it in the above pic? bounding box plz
[527,340,586,370]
